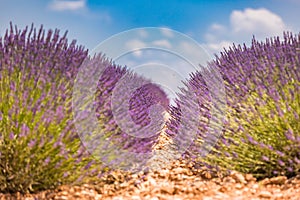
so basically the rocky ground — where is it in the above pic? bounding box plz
[1,158,299,200]
[1,119,300,200]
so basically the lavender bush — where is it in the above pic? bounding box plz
[167,32,300,179]
[0,23,170,192]
[0,23,101,193]
[75,55,170,170]
[113,81,169,154]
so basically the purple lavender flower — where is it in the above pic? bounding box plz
[166,31,300,179]
[44,157,50,165]
[28,139,36,148]
[246,134,258,145]
[63,172,69,178]
[19,123,30,138]
[9,132,15,140]
[284,129,295,141]
[275,150,285,157]
[84,161,93,170]
[278,160,285,166]
[262,156,269,162]
[0,23,97,193]
[84,59,170,163]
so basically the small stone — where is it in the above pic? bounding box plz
[131,195,141,200]
[215,192,230,198]
[274,193,283,198]
[231,172,246,184]
[60,191,68,196]
[148,177,156,186]
[95,194,103,200]
[234,189,244,195]
[112,196,123,200]
[235,183,243,189]
[73,186,81,192]
[173,198,183,200]
[24,197,34,200]
[224,176,236,183]
[245,174,256,182]
[260,178,270,185]
[269,176,287,185]
[54,196,68,200]
[219,186,227,192]
[69,187,75,193]
[250,188,257,194]
[160,186,174,195]
[258,191,272,198]
[57,185,69,191]
[252,183,259,189]
[82,184,91,188]
[186,187,193,193]
[202,197,214,200]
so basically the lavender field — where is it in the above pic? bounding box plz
[0,23,299,199]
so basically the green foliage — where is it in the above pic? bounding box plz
[200,34,300,179]
[0,24,101,193]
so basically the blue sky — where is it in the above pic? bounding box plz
[1,0,300,103]
[1,0,299,53]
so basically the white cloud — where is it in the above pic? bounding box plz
[125,39,146,49]
[137,29,148,38]
[178,41,213,68]
[204,33,216,43]
[115,49,196,105]
[125,39,146,57]
[160,28,174,38]
[205,40,233,53]
[210,23,226,32]
[152,39,172,48]
[48,0,111,23]
[49,0,86,11]
[203,8,291,54]
[230,8,286,37]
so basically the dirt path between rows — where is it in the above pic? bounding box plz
[2,118,300,200]
[1,159,299,200]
